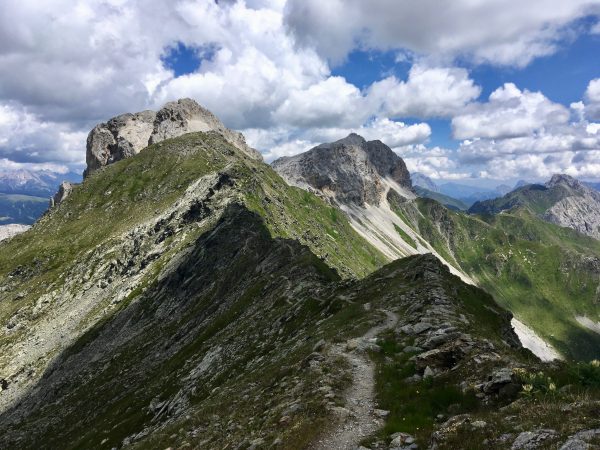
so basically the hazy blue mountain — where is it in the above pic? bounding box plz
[0,169,81,197]
[411,172,439,192]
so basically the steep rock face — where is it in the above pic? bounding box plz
[85,98,261,176]
[272,133,412,207]
[543,175,600,239]
[469,174,600,240]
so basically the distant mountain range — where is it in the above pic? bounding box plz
[470,174,600,240]
[0,169,81,224]
[411,173,520,209]
[0,169,81,197]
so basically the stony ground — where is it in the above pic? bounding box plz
[311,310,398,450]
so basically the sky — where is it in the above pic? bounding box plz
[0,0,600,185]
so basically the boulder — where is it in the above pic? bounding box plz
[511,429,557,449]
[559,439,590,450]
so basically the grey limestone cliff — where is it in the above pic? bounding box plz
[272,133,412,206]
[543,174,600,240]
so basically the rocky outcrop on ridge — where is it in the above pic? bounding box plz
[272,133,412,206]
[85,98,261,176]
[49,181,74,208]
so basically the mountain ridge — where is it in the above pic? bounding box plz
[469,173,600,239]
[0,128,548,450]
[3,103,600,449]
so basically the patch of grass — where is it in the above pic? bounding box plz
[371,334,479,446]
[393,223,416,249]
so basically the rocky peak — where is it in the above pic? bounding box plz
[546,173,584,190]
[334,132,366,146]
[85,98,261,177]
[542,174,600,240]
[272,133,412,206]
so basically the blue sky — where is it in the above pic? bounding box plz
[327,29,600,158]
[0,0,599,185]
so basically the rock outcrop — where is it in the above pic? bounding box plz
[85,98,261,176]
[50,181,74,208]
[272,133,412,206]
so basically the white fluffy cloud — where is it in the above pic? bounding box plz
[273,77,366,128]
[0,0,483,171]
[0,0,598,183]
[401,146,470,180]
[452,83,570,140]
[584,78,600,120]
[285,0,600,66]
[0,104,87,165]
[400,78,600,181]
[451,82,600,179]
[474,150,600,180]
[368,65,481,118]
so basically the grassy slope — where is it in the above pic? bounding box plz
[235,161,387,278]
[0,132,383,307]
[394,196,600,360]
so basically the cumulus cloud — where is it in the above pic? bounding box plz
[400,145,470,180]
[584,78,600,120]
[0,103,87,166]
[451,83,600,180]
[0,0,482,170]
[452,83,570,140]
[0,0,597,182]
[273,77,366,128]
[472,150,600,180]
[368,65,481,118]
[285,0,600,66]
[405,78,600,181]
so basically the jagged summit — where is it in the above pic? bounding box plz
[329,132,366,146]
[546,173,583,189]
[272,133,412,207]
[85,98,261,176]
